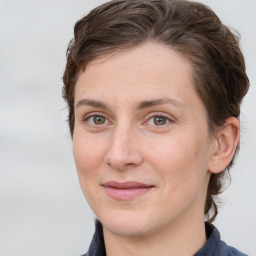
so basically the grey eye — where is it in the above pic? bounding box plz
[153,116,167,125]
[93,116,106,125]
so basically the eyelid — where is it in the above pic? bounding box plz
[83,112,108,120]
[82,112,112,126]
[145,112,174,121]
[143,112,175,127]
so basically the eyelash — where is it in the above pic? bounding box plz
[144,113,173,128]
[83,112,111,127]
[82,112,173,128]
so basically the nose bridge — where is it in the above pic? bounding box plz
[104,121,142,170]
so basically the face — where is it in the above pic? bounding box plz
[73,42,216,237]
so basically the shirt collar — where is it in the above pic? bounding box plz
[194,222,220,256]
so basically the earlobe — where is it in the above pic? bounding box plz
[208,117,240,174]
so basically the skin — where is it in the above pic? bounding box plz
[72,42,239,256]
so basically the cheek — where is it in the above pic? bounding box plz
[72,132,105,188]
[73,136,106,214]
[150,141,209,216]
[146,135,195,169]
[147,134,209,191]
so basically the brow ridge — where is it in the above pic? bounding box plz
[75,99,108,109]
[137,97,185,109]
[75,97,185,110]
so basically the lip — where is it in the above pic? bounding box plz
[102,181,154,200]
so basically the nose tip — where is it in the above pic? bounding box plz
[104,155,141,170]
[104,146,143,170]
[104,130,143,170]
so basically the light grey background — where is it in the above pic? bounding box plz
[0,0,255,255]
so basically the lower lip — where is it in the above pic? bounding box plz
[104,186,153,200]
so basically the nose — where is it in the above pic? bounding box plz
[104,125,143,170]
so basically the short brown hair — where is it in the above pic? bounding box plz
[62,0,249,222]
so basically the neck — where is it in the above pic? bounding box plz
[103,215,207,256]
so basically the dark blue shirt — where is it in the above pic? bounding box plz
[82,221,248,256]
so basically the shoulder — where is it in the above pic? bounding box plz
[219,240,248,256]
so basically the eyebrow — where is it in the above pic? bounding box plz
[137,97,185,109]
[75,97,185,110]
[76,99,108,109]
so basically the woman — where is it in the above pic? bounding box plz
[62,0,249,255]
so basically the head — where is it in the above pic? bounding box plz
[63,0,249,224]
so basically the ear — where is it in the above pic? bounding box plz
[208,117,240,174]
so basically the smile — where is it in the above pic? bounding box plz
[102,181,154,200]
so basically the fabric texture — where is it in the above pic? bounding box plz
[82,221,248,256]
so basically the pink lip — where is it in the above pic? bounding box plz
[102,181,154,200]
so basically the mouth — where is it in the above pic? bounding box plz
[102,181,155,200]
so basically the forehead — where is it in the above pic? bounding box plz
[75,42,196,104]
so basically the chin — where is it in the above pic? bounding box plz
[99,210,154,237]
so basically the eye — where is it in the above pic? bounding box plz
[85,114,110,126]
[152,116,168,125]
[147,115,172,126]
[92,116,106,125]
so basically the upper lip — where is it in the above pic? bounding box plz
[102,181,154,189]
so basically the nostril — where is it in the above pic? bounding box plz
[106,160,133,169]
[125,163,134,167]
